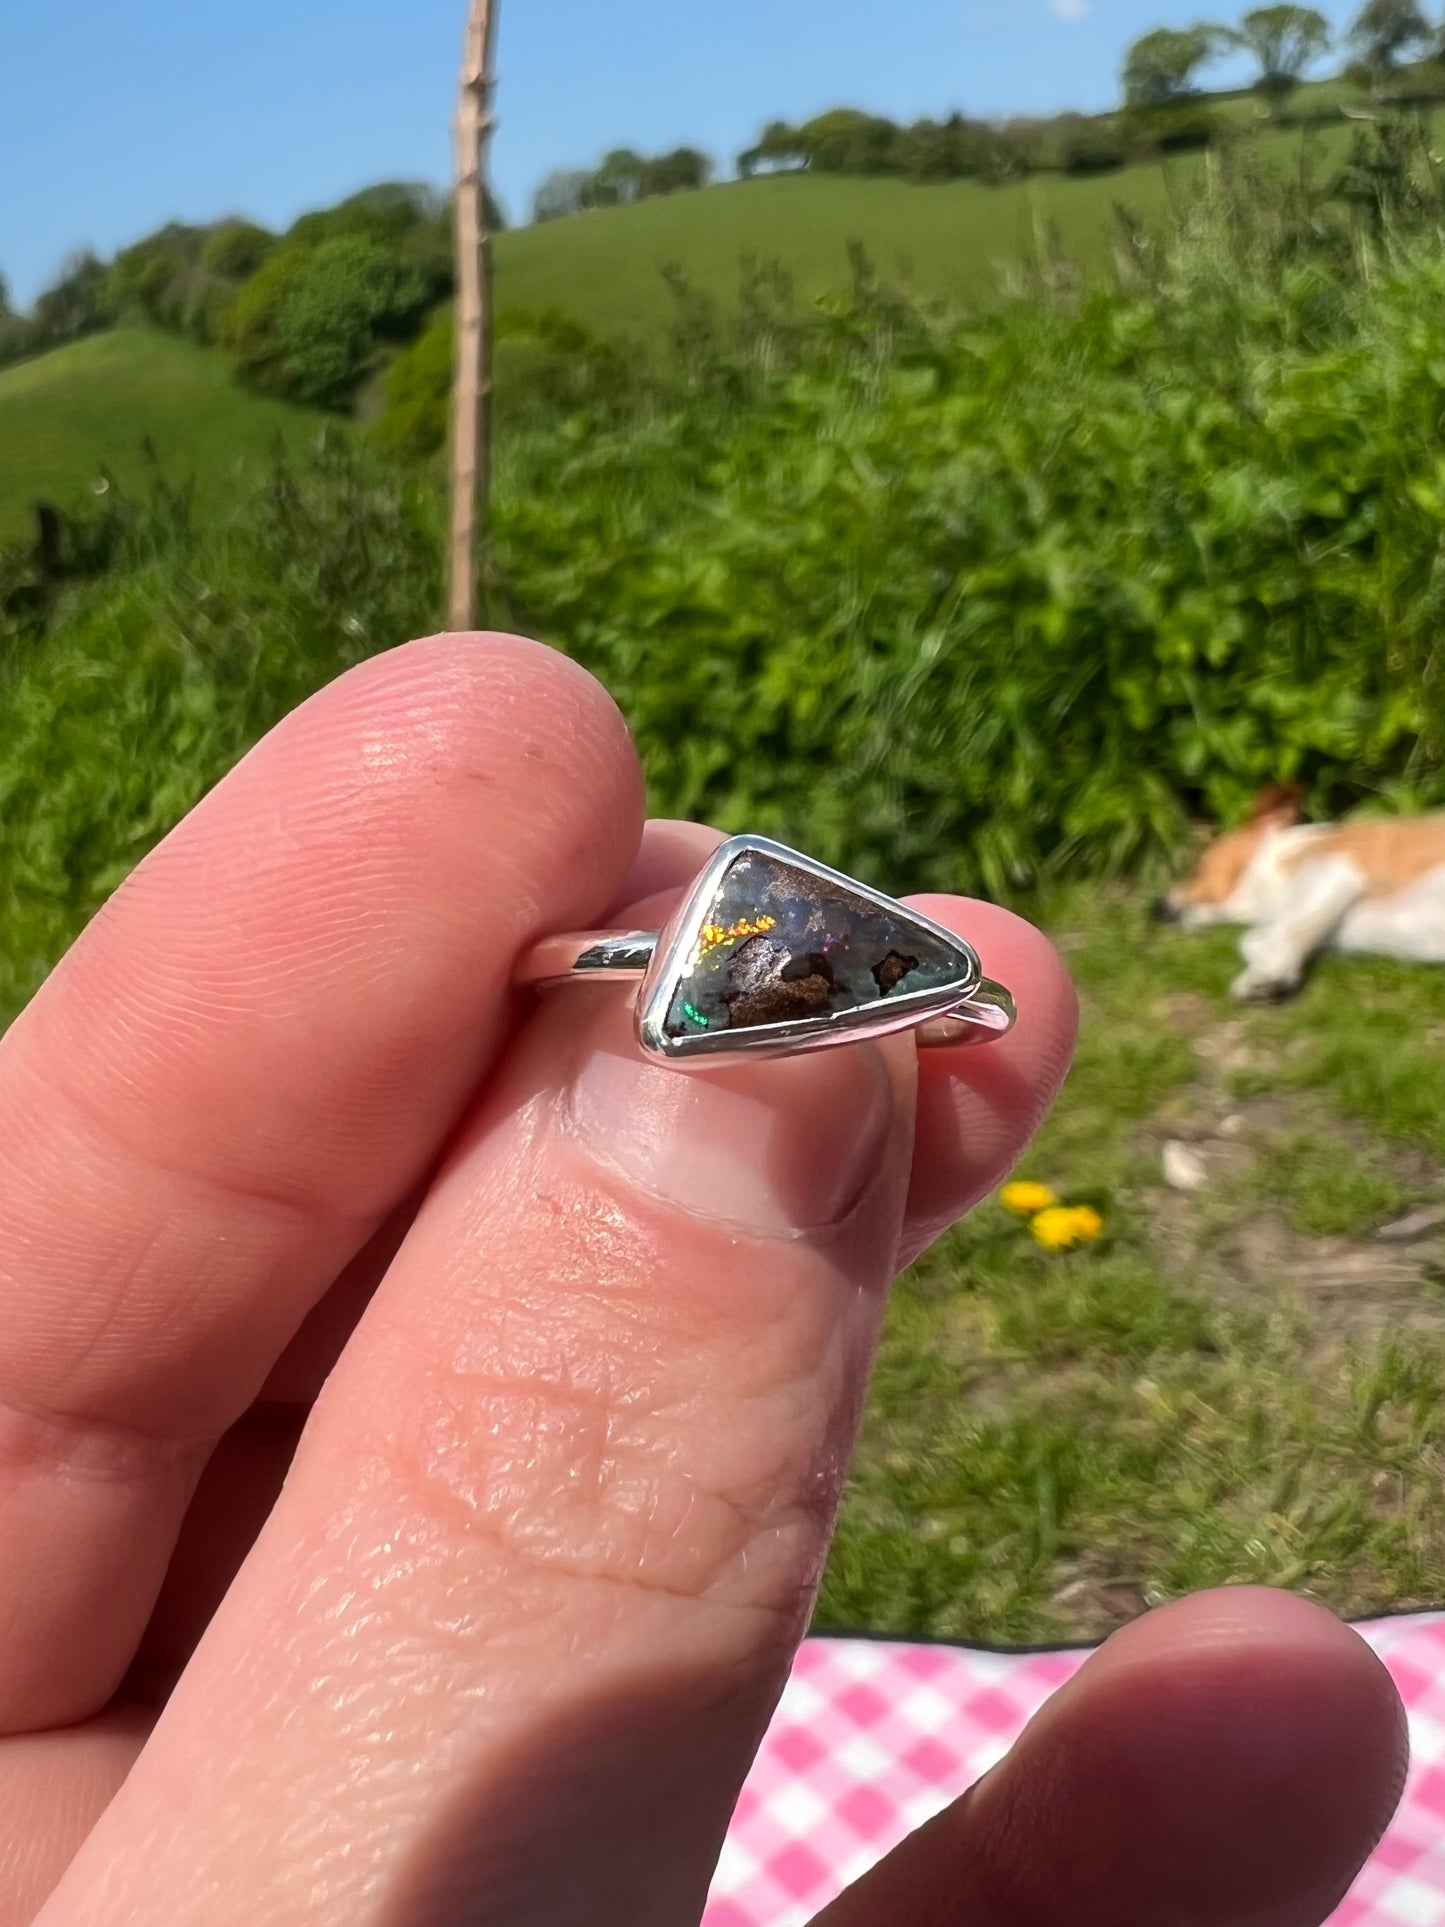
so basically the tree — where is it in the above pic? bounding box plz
[276,236,428,407]
[797,108,901,174]
[737,121,808,176]
[1347,0,1430,91]
[0,272,29,371]
[532,169,591,221]
[449,0,501,631]
[1122,25,1226,105]
[219,243,310,389]
[106,223,210,328]
[200,220,277,281]
[1229,7,1331,114]
[640,147,713,195]
[587,148,648,205]
[32,252,109,344]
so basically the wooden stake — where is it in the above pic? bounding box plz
[448,0,500,631]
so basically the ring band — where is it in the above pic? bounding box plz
[515,835,1017,1066]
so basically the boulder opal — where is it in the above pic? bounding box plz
[663,846,972,1042]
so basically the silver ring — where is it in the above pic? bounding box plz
[515,835,1017,1066]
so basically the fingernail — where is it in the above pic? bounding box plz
[566,1001,896,1234]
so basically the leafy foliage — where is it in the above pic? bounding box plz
[730,91,1251,187]
[0,181,467,401]
[104,221,244,345]
[199,220,277,281]
[220,235,428,410]
[274,237,429,408]
[736,107,1041,184]
[213,184,474,406]
[1122,25,1229,105]
[1348,0,1433,87]
[532,145,714,220]
[371,304,632,460]
[31,252,109,346]
[8,128,1445,999]
[1229,6,1333,112]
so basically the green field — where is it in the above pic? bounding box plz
[824,898,1445,1643]
[1,110,1381,538]
[0,330,327,542]
[493,167,1179,337]
[494,124,1364,339]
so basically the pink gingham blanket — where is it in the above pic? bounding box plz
[708,1617,1445,1925]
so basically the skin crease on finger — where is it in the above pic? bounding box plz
[32,898,1073,1924]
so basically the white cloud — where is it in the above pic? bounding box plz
[1050,0,1092,17]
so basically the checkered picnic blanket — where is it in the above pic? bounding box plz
[707,1616,1445,1925]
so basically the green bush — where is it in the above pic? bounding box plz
[276,237,429,408]
[200,220,277,281]
[370,305,634,461]
[222,236,429,409]
[218,243,311,391]
[1060,119,1132,175]
[30,252,109,348]
[488,188,1445,889]
[284,181,492,275]
[1122,101,1222,156]
[369,307,455,461]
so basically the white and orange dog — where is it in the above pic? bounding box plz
[1160,786,1445,1001]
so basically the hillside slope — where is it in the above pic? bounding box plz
[494,117,1370,336]
[0,115,1387,531]
[497,162,1180,337]
[0,330,327,541]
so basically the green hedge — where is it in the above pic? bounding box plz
[496,237,1445,891]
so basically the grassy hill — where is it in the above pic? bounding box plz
[0,330,327,543]
[0,109,1397,537]
[495,168,1156,338]
[495,125,1356,339]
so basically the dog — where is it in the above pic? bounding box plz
[1158,785,1445,1001]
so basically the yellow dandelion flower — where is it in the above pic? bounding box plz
[1068,1206,1105,1244]
[1030,1207,1079,1250]
[1001,1181,1059,1217]
[1031,1205,1106,1251]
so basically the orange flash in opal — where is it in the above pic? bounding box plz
[690,914,778,967]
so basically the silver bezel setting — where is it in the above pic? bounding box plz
[635,835,984,1063]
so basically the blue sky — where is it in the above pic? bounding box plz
[2,0,1363,307]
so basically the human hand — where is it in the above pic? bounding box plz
[0,636,1406,1924]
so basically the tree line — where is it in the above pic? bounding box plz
[1125,0,1444,113]
[0,183,504,407]
[7,0,1444,373]
[732,5,1445,188]
[524,2,1445,217]
[532,146,713,222]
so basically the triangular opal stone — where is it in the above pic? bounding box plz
[656,842,973,1046]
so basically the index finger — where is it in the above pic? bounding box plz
[0,632,643,1731]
